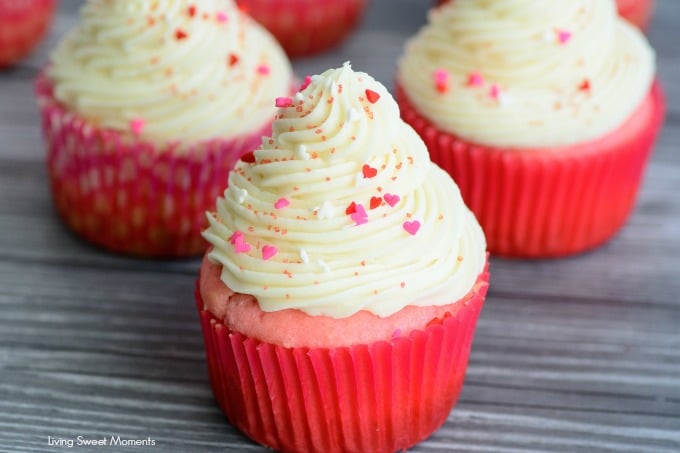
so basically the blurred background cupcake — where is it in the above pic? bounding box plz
[198,64,489,452]
[235,0,368,57]
[36,0,293,258]
[398,0,665,258]
[0,0,56,67]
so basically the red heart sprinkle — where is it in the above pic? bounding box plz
[362,164,377,179]
[365,89,380,104]
[369,197,382,210]
[240,151,255,163]
[579,79,591,91]
[345,201,357,215]
[188,5,196,17]
[228,53,239,67]
[175,29,188,40]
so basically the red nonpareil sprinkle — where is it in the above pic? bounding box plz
[274,198,290,209]
[345,201,357,215]
[433,68,450,94]
[262,245,278,261]
[351,204,368,225]
[365,89,380,104]
[383,193,400,207]
[579,79,591,92]
[275,97,293,108]
[257,64,270,76]
[216,11,228,23]
[362,164,378,178]
[299,75,312,91]
[129,118,145,135]
[175,29,188,40]
[228,53,239,67]
[188,5,196,17]
[557,29,572,44]
[241,151,256,163]
[369,196,382,210]
[403,220,421,236]
[467,72,484,87]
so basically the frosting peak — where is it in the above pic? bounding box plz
[398,0,655,148]
[48,0,292,145]
[203,64,487,319]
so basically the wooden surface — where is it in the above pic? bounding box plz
[1,1,679,452]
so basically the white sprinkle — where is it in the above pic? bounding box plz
[299,248,309,264]
[234,188,248,204]
[318,259,330,273]
[294,92,305,103]
[348,108,362,123]
[295,144,309,160]
[314,201,334,220]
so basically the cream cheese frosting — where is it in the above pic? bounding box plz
[48,0,292,145]
[398,0,655,149]
[203,63,487,319]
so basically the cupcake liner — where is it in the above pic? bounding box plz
[36,73,271,258]
[0,0,55,67]
[397,81,665,258]
[196,267,489,453]
[236,0,367,57]
[617,0,655,30]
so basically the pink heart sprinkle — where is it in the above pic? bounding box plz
[216,11,228,23]
[229,231,251,253]
[433,68,450,93]
[351,204,368,225]
[383,193,400,207]
[274,198,290,209]
[557,29,572,44]
[299,75,312,91]
[489,84,501,99]
[129,118,145,135]
[275,97,293,108]
[262,245,278,261]
[467,72,484,87]
[257,64,270,76]
[403,220,421,236]
[229,231,243,245]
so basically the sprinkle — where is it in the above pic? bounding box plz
[467,72,484,87]
[369,196,382,210]
[188,5,196,17]
[403,220,421,236]
[433,68,450,94]
[299,248,309,264]
[295,144,309,160]
[294,92,305,103]
[229,231,252,253]
[129,118,145,135]
[345,201,357,215]
[557,29,572,45]
[365,89,380,104]
[299,75,312,91]
[351,204,368,225]
[235,188,248,204]
[348,108,362,122]
[275,97,293,108]
[489,84,501,99]
[216,11,228,23]
[274,198,290,209]
[262,245,278,261]
[257,64,270,76]
[315,201,334,220]
[240,151,256,163]
[383,193,400,207]
[579,79,591,92]
[175,29,188,40]
[318,259,331,273]
[362,164,378,179]
[228,53,239,67]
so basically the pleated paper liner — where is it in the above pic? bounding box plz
[35,73,271,258]
[235,0,367,57]
[0,0,55,67]
[617,0,656,30]
[397,81,665,258]
[196,267,489,453]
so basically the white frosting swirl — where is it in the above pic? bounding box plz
[203,63,487,318]
[48,0,292,145]
[398,0,655,148]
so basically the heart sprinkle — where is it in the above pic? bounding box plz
[362,164,378,178]
[129,118,145,135]
[467,72,484,87]
[229,231,252,253]
[262,245,278,261]
[345,201,357,215]
[369,196,382,209]
[433,68,450,94]
[351,204,368,225]
[403,220,421,236]
[299,75,312,91]
[275,97,293,108]
[383,193,400,207]
[365,89,380,104]
[274,198,290,209]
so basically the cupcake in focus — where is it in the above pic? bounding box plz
[398,0,665,258]
[0,0,55,67]
[198,63,489,452]
[36,0,293,257]
[235,0,367,57]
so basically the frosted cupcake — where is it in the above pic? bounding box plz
[0,0,55,67]
[36,0,293,257]
[235,0,367,57]
[398,0,664,257]
[198,63,489,452]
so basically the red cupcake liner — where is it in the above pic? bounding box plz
[35,73,271,258]
[236,0,367,58]
[0,0,55,67]
[397,82,665,258]
[196,266,490,453]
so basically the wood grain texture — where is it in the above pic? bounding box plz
[0,1,679,452]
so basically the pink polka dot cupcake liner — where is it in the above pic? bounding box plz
[397,81,665,258]
[0,0,55,67]
[236,0,368,57]
[195,263,489,453]
[35,73,271,258]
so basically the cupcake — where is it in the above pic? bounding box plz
[198,63,489,452]
[36,0,293,257]
[234,0,367,57]
[398,0,665,258]
[0,0,55,67]
[434,0,655,30]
